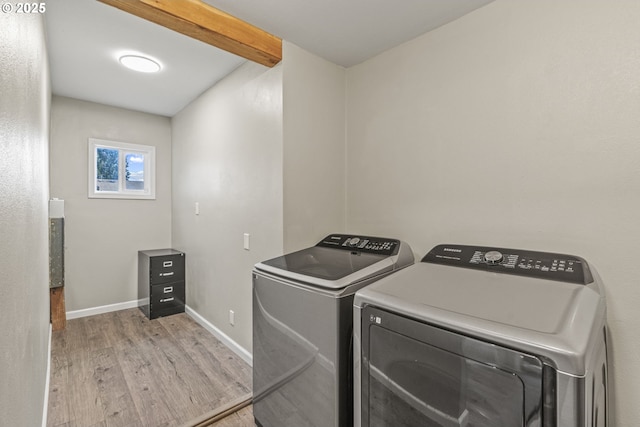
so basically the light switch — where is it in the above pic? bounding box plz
[195,202,200,215]
[243,233,250,250]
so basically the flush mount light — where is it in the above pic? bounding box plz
[118,54,161,73]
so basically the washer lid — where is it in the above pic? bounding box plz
[254,234,413,290]
[260,246,388,281]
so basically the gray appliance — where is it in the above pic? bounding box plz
[354,244,609,427]
[252,234,414,427]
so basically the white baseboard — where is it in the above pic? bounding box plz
[42,323,52,427]
[66,299,143,320]
[186,305,253,367]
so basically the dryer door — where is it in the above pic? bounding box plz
[361,306,545,427]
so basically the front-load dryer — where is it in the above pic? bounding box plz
[354,244,609,427]
[253,234,414,427]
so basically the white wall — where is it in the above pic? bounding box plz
[172,61,283,353]
[346,1,640,424]
[282,42,347,251]
[0,14,51,427]
[50,96,172,311]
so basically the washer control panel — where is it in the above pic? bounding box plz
[317,234,400,256]
[422,244,593,284]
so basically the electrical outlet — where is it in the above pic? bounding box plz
[229,310,235,326]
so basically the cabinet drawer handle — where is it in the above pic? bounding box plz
[163,261,173,268]
[160,297,174,303]
[163,286,173,293]
[160,272,174,277]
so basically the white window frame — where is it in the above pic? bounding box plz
[88,138,156,199]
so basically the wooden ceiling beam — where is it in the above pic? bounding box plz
[98,0,282,67]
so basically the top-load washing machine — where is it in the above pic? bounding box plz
[252,234,414,427]
[354,244,609,427]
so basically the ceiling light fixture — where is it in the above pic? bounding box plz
[118,54,161,73]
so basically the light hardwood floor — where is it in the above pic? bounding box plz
[47,308,254,427]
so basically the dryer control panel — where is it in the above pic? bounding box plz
[422,244,593,284]
[317,234,400,256]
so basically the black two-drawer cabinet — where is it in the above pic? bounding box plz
[138,249,185,319]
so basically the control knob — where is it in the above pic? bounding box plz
[349,237,361,247]
[484,250,503,265]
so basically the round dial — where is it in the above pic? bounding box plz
[484,250,503,264]
[349,237,361,246]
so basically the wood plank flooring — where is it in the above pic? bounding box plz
[206,406,254,427]
[47,308,253,427]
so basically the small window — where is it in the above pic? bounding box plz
[88,138,156,199]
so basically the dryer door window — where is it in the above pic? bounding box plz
[361,307,544,427]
